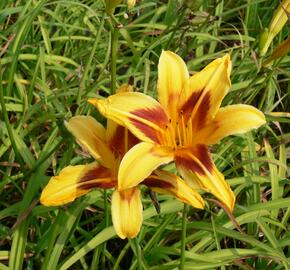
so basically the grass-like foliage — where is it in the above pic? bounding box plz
[0,0,289,269]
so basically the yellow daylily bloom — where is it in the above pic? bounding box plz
[259,0,290,56]
[263,36,290,66]
[127,0,136,8]
[89,51,266,212]
[104,0,121,14]
[41,85,204,239]
[104,0,136,14]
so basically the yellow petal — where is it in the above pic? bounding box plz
[65,116,115,168]
[144,170,204,209]
[259,0,290,56]
[267,111,290,118]
[111,187,143,239]
[263,36,290,66]
[89,92,169,144]
[116,84,134,93]
[104,0,122,15]
[158,50,189,122]
[180,55,231,130]
[118,142,174,189]
[175,145,235,211]
[196,104,266,145]
[127,0,136,8]
[40,163,114,206]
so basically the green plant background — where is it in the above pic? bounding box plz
[0,0,289,269]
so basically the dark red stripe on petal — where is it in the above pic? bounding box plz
[175,152,204,175]
[128,130,140,149]
[109,125,125,155]
[80,179,116,190]
[180,90,203,120]
[194,144,212,172]
[180,90,211,130]
[193,92,211,129]
[108,125,140,158]
[129,107,168,143]
[129,119,160,143]
[175,145,213,176]
[119,188,137,202]
[78,166,114,190]
[133,107,168,123]
[143,178,174,189]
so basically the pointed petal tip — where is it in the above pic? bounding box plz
[39,194,51,207]
[88,98,106,115]
[87,97,99,107]
[112,188,143,239]
[223,53,231,61]
[160,50,184,61]
[219,179,236,212]
[117,84,134,93]
[222,53,232,75]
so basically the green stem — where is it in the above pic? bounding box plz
[179,204,188,270]
[76,13,105,110]
[102,189,109,269]
[104,190,109,227]
[134,237,142,270]
[0,72,24,169]
[110,16,118,94]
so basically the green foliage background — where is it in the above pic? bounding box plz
[0,0,289,269]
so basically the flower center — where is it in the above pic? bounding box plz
[164,111,193,149]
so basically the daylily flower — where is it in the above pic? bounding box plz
[259,0,290,56]
[263,36,290,66]
[127,0,136,8]
[40,85,204,239]
[105,0,136,14]
[89,51,266,212]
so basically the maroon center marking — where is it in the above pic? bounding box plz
[129,107,168,143]
[119,188,137,202]
[175,145,213,176]
[180,90,203,120]
[128,130,140,149]
[143,178,174,189]
[78,166,115,190]
[180,90,211,131]
[108,125,140,158]
[108,125,125,156]
[194,144,212,172]
[193,92,211,130]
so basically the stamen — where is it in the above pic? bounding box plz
[168,121,177,148]
[188,116,193,144]
[176,121,182,147]
[112,154,121,176]
[124,128,128,153]
[180,111,187,145]
[164,124,169,146]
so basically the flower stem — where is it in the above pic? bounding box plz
[110,17,118,94]
[179,204,188,270]
[0,72,24,170]
[76,13,105,112]
[132,237,142,270]
[102,189,109,269]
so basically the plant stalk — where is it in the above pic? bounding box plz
[179,204,188,270]
[110,17,118,94]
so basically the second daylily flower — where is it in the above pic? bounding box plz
[89,51,266,212]
[40,85,204,239]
